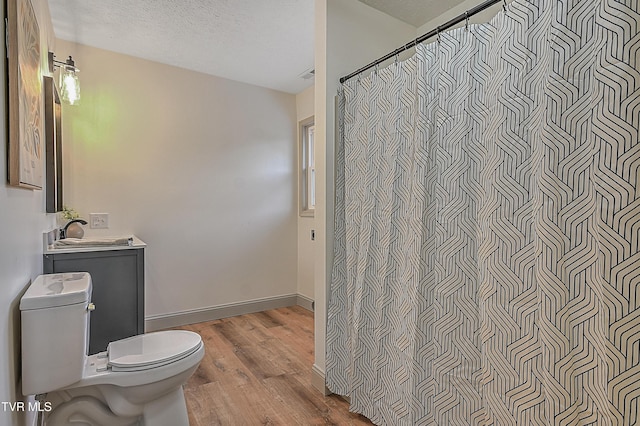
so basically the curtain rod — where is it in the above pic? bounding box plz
[339,0,505,84]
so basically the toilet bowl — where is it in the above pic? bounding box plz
[20,272,204,425]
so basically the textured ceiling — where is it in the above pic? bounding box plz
[47,0,477,94]
[358,0,470,27]
[47,0,315,94]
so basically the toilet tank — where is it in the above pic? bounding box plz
[20,272,93,396]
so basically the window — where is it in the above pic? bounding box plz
[300,118,315,216]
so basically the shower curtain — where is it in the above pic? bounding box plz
[326,0,640,424]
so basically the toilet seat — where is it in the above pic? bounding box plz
[107,330,202,372]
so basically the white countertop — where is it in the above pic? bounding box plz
[44,235,147,254]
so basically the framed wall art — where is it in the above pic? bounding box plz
[7,0,43,189]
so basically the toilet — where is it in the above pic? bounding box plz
[20,272,204,426]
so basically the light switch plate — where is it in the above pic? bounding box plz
[90,213,109,229]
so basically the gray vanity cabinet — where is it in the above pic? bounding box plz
[43,248,144,355]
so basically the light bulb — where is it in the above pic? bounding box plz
[61,70,80,105]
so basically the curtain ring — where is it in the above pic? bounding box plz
[465,11,469,31]
[437,28,441,43]
[503,0,507,12]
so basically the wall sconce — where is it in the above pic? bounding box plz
[48,52,80,105]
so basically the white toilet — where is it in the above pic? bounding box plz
[20,272,204,425]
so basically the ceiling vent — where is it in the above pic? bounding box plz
[299,69,315,80]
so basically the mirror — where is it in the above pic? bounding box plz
[44,76,63,213]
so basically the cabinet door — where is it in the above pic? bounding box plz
[44,250,144,354]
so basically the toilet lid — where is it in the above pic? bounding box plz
[108,330,202,371]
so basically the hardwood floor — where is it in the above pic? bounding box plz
[177,306,373,425]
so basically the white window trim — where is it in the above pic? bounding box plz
[300,116,315,217]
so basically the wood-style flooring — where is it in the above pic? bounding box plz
[177,306,373,425]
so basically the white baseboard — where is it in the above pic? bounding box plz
[311,364,330,395]
[145,293,317,331]
[296,294,314,311]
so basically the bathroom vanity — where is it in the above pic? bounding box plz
[43,237,146,354]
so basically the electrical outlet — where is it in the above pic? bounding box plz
[89,213,109,229]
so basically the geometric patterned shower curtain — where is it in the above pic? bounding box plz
[326,0,640,424]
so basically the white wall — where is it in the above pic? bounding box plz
[296,86,315,302]
[313,0,416,389]
[0,1,57,424]
[56,40,298,320]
